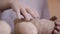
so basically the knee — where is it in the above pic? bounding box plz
[15,22,38,34]
[0,20,11,34]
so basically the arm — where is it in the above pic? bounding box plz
[0,0,39,20]
[0,0,20,11]
[0,0,11,11]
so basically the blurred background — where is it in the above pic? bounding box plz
[48,0,60,20]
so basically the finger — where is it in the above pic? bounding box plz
[33,9,40,18]
[13,8,23,19]
[20,8,30,20]
[55,21,60,26]
[54,27,60,32]
[56,26,60,31]
[54,30,59,34]
[25,7,38,18]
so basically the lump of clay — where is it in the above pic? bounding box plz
[14,18,55,34]
[0,20,11,34]
[31,19,55,34]
[14,22,38,34]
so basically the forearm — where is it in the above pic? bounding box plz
[0,0,20,11]
[0,0,14,11]
[0,3,11,11]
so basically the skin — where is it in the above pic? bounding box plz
[0,20,11,34]
[54,21,60,34]
[0,0,39,34]
[0,0,39,20]
[0,0,60,34]
[50,16,60,34]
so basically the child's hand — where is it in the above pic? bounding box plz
[10,0,39,20]
[53,21,60,34]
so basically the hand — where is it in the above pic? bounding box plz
[10,0,39,20]
[53,21,60,34]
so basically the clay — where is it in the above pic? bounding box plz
[14,22,38,34]
[14,18,31,25]
[0,20,11,34]
[31,19,55,34]
[14,18,55,34]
